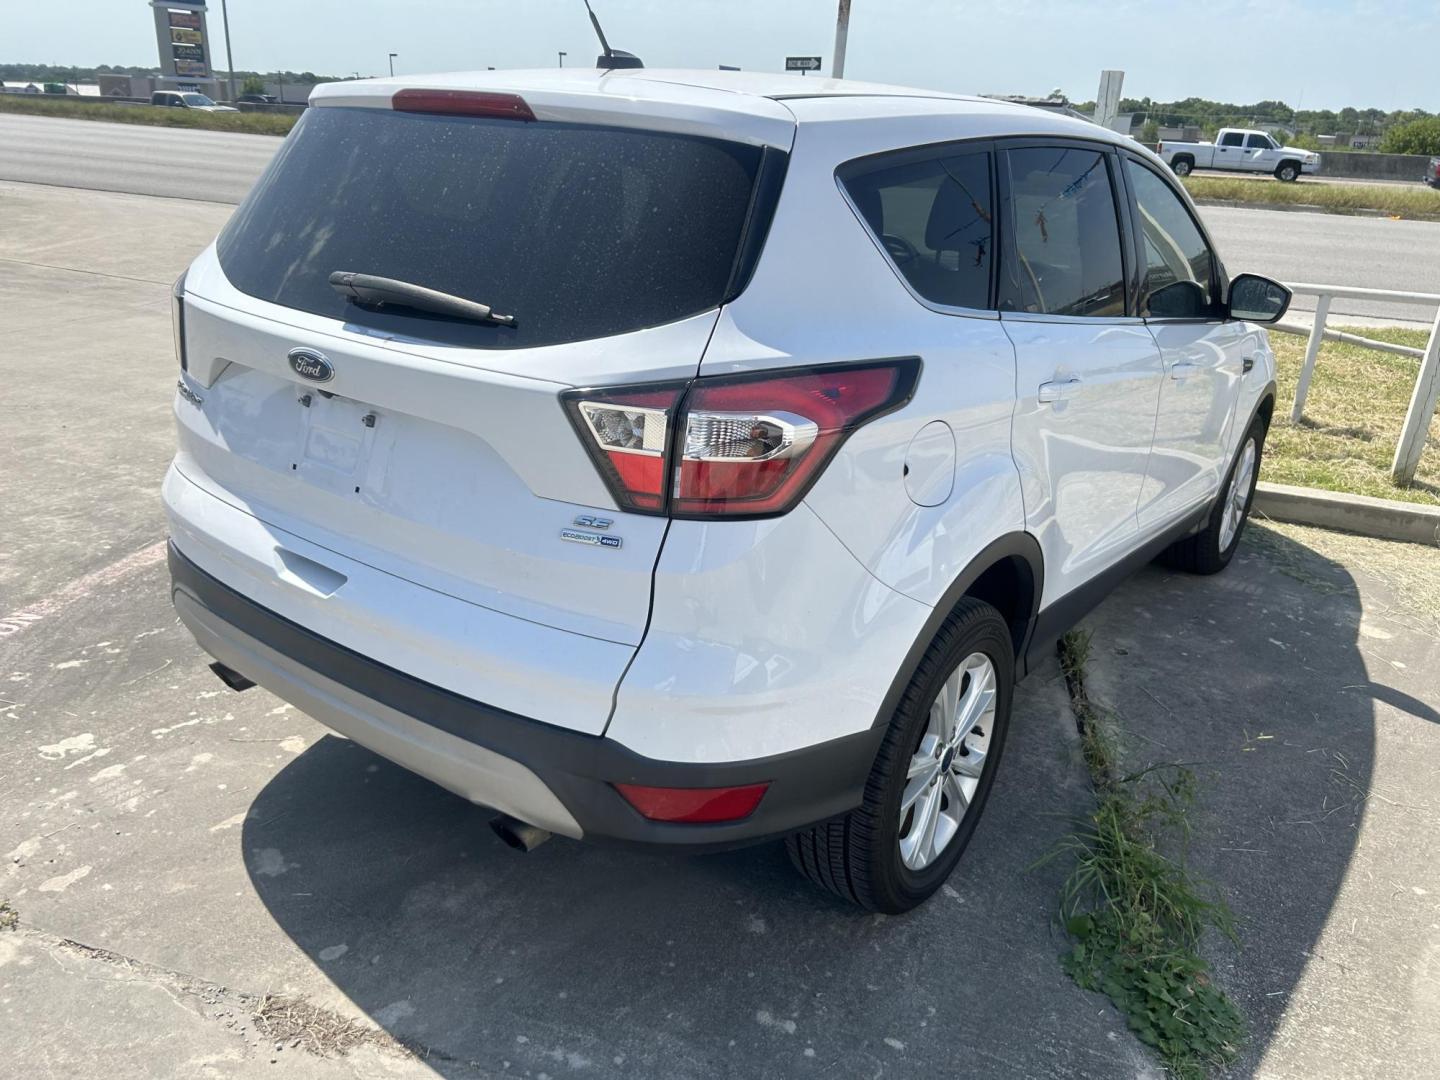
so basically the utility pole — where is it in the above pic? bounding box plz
[831,0,851,79]
[389,52,398,76]
[558,51,567,68]
[220,0,238,103]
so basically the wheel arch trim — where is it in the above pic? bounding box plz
[869,532,1044,731]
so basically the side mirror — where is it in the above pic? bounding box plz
[1227,273,1291,324]
[1147,279,1209,319]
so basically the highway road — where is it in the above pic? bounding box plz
[3,112,1437,323]
[0,112,276,204]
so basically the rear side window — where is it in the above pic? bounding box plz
[217,107,767,350]
[1125,159,1217,317]
[998,147,1126,318]
[1220,131,1244,147]
[840,149,993,310]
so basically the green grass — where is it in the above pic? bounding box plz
[0,92,295,135]
[1264,325,1440,505]
[1044,632,1245,1079]
[1183,175,1440,219]
[0,900,17,931]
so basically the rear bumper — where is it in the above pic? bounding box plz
[169,543,882,850]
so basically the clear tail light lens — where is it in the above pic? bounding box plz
[563,359,919,519]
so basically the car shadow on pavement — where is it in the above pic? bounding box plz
[240,662,1147,1078]
[1080,524,1393,1076]
[240,526,1378,1078]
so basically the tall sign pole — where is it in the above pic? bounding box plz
[831,0,851,79]
[220,0,237,103]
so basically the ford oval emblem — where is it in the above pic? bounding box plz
[288,347,334,383]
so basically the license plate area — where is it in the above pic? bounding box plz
[296,392,390,495]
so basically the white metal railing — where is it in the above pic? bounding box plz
[1273,283,1440,486]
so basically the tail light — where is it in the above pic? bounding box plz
[562,359,919,520]
[392,88,535,121]
[171,270,188,371]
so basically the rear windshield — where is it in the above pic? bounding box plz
[217,107,766,349]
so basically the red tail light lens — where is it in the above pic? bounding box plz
[563,359,919,519]
[614,782,770,824]
[673,362,915,517]
[392,89,536,121]
[562,383,684,512]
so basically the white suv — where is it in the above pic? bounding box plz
[165,70,1290,912]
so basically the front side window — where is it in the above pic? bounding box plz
[999,147,1126,318]
[183,94,215,106]
[1125,159,1217,318]
[841,148,993,310]
[1220,131,1244,147]
[1245,133,1272,150]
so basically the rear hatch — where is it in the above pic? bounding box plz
[177,84,790,653]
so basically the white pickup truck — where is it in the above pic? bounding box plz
[1158,128,1320,182]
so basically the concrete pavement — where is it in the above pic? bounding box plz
[4,179,1439,1079]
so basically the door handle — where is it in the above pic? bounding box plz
[1169,362,1200,381]
[1037,378,1082,403]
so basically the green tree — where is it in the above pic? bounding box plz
[1379,116,1440,155]
[240,74,267,96]
[1141,119,1160,144]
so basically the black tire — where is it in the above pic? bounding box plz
[1275,161,1300,182]
[786,598,1014,913]
[1172,157,1194,177]
[1160,413,1267,575]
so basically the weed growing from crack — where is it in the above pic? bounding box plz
[1042,631,1245,1079]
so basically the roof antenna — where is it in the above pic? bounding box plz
[584,0,644,70]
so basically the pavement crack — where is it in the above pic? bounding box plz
[0,253,172,287]
[19,925,414,1066]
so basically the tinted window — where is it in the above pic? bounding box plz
[1125,159,1217,317]
[217,108,765,350]
[1220,131,1244,147]
[999,147,1126,318]
[842,149,993,309]
[1245,133,1272,149]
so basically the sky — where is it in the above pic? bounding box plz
[2,0,1434,112]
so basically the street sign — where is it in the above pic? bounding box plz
[785,56,822,72]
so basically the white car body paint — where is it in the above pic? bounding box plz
[165,68,1278,848]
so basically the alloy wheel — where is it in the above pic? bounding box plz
[1219,437,1257,552]
[897,652,996,871]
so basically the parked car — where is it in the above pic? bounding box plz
[165,70,1289,912]
[151,90,238,112]
[236,93,278,104]
[1159,128,1320,181]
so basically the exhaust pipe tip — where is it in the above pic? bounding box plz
[209,661,256,692]
[490,814,552,853]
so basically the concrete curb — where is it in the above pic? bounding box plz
[1191,197,1440,223]
[1254,481,1440,546]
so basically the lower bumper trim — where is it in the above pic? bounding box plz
[168,542,883,850]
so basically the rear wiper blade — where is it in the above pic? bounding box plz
[328,271,516,327]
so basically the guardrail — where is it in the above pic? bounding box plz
[1274,282,1440,486]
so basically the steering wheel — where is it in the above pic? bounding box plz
[880,233,920,266]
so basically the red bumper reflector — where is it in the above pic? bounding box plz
[391,89,536,121]
[614,782,770,824]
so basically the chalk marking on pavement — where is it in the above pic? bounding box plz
[0,540,167,641]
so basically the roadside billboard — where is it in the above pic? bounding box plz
[152,3,215,86]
